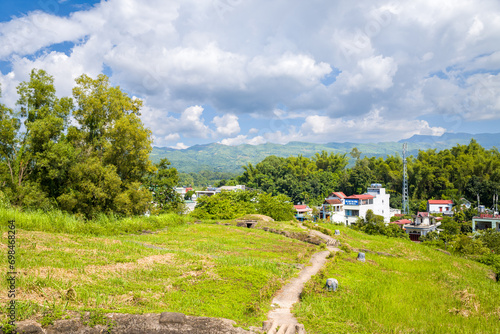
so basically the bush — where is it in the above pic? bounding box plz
[451,235,489,256]
[477,229,500,254]
[255,193,295,221]
[191,190,296,221]
[477,253,500,279]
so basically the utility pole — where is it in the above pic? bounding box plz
[402,143,409,215]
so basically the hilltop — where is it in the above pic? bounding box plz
[151,132,500,173]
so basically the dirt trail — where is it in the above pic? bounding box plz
[263,228,340,334]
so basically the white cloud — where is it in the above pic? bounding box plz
[169,142,189,150]
[300,108,446,142]
[212,114,240,136]
[219,134,267,146]
[248,53,332,86]
[1,0,500,147]
[343,55,398,91]
[0,11,87,59]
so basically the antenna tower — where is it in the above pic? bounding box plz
[402,143,409,215]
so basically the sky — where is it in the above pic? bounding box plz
[0,0,499,149]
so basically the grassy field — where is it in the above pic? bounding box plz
[2,208,499,333]
[294,224,500,334]
[0,209,318,328]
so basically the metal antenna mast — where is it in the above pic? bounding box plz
[402,143,409,215]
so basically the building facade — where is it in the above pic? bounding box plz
[427,200,453,215]
[472,214,500,232]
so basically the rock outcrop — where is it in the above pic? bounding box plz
[4,312,255,334]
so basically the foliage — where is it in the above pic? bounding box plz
[351,210,408,239]
[476,229,500,254]
[178,170,239,187]
[237,152,348,205]
[255,193,295,221]
[0,69,157,218]
[451,235,490,256]
[477,253,500,279]
[191,191,255,220]
[191,190,295,221]
[148,158,183,213]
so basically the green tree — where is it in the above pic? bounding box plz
[0,69,74,206]
[149,158,183,213]
[256,192,295,221]
[192,191,255,220]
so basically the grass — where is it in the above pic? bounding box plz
[0,206,191,236]
[0,209,319,328]
[293,224,500,334]
[2,208,499,333]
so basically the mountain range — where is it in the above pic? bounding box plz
[151,132,500,174]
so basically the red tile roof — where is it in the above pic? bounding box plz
[390,219,412,225]
[333,192,347,199]
[346,194,374,200]
[428,200,453,205]
[416,212,429,217]
[294,205,308,210]
[324,199,342,205]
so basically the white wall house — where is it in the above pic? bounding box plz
[427,200,453,215]
[344,194,374,225]
[343,184,391,225]
[320,192,346,223]
[404,212,441,241]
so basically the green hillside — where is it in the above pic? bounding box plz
[152,133,500,173]
[295,223,500,334]
[1,207,499,333]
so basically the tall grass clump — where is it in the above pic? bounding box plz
[0,206,191,236]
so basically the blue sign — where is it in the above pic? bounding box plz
[345,199,359,206]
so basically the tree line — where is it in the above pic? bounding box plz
[0,69,180,218]
[235,140,500,211]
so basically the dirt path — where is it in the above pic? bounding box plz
[263,228,340,334]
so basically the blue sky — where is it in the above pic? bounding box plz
[1,0,499,149]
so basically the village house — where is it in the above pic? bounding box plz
[320,192,346,223]
[472,214,500,232]
[343,184,391,225]
[390,219,412,229]
[427,199,453,215]
[294,205,313,221]
[403,212,441,241]
[195,185,245,198]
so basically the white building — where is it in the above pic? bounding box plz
[404,212,441,241]
[427,200,453,215]
[320,192,346,223]
[367,184,391,223]
[343,184,391,225]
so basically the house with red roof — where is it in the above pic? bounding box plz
[320,192,346,223]
[294,204,313,221]
[390,219,412,229]
[403,212,441,241]
[427,200,453,215]
[343,184,391,225]
[319,185,391,225]
[472,213,500,232]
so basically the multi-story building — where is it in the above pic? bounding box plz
[343,184,391,225]
[320,192,346,223]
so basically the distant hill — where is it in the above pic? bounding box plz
[151,132,500,173]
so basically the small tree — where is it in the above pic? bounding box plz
[256,193,295,221]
